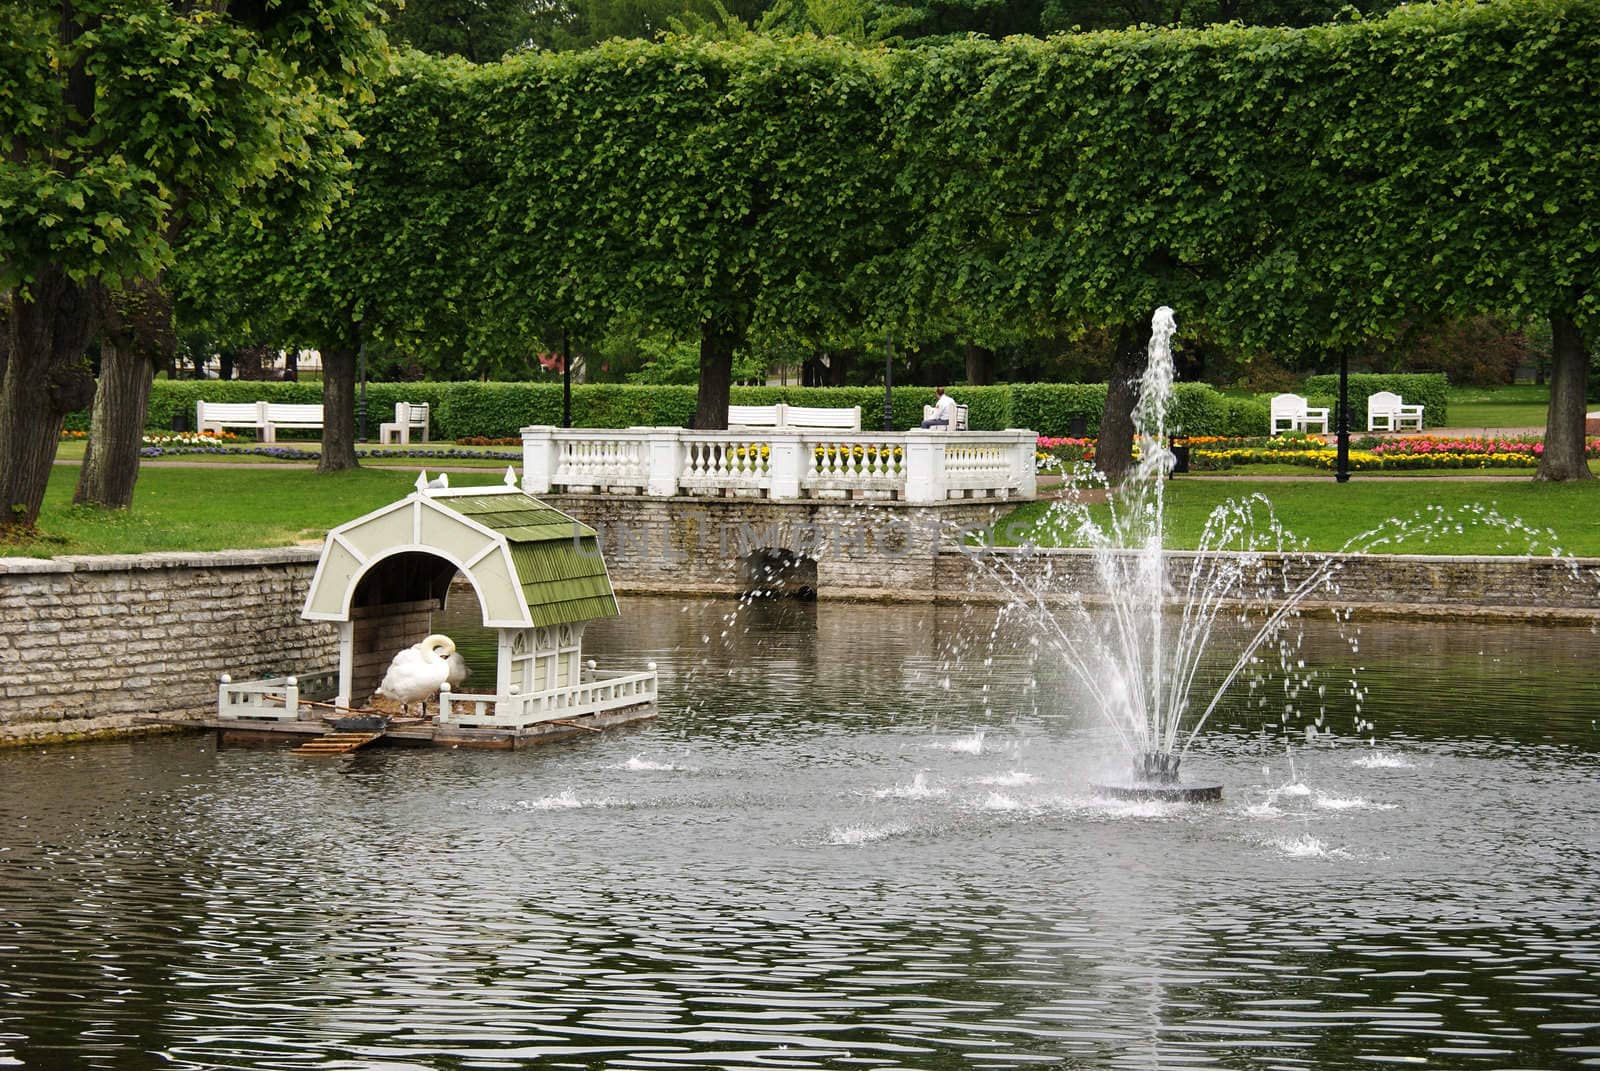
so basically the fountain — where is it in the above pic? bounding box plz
[986,308,1580,804]
[986,308,1343,802]
[1077,307,1224,801]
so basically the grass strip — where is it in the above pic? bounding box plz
[6,468,508,558]
[985,478,1600,557]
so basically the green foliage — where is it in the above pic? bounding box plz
[1009,384,1108,437]
[890,2,1600,354]
[436,382,567,439]
[1217,396,1272,437]
[1303,372,1451,428]
[117,379,1257,437]
[1,0,387,291]
[384,0,541,62]
[183,6,1600,415]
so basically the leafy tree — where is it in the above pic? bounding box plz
[473,34,896,428]
[177,52,489,471]
[891,4,1598,479]
[384,0,539,61]
[0,0,386,531]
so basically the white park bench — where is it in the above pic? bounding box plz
[726,403,861,431]
[1269,393,1330,435]
[196,400,324,442]
[379,401,431,444]
[922,402,970,430]
[1366,391,1424,432]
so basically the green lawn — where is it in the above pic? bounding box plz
[14,462,1600,561]
[5,467,508,558]
[987,478,1600,556]
[1444,383,1552,429]
[52,438,522,468]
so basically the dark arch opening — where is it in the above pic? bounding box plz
[739,548,818,600]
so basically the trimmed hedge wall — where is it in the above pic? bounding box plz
[1302,373,1449,429]
[107,378,1388,440]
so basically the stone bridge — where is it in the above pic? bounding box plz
[521,425,1040,598]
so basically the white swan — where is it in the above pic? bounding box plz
[373,634,460,718]
[445,648,471,692]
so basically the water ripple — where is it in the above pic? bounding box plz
[1,600,1597,1069]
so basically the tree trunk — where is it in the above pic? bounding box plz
[0,269,102,534]
[319,344,360,472]
[963,342,994,386]
[1094,319,1154,484]
[73,339,155,509]
[694,317,740,430]
[826,349,851,387]
[1535,312,1593,482]
[74,280,174,509]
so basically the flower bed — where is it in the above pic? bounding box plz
[1036,436,1094,466]
[141,430,240,446]
[1191,435,1600,471]
[1033,433,1600,473]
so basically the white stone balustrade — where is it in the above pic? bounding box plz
[523,426,1037,503]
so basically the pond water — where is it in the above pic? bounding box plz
[2,597,1598,1070]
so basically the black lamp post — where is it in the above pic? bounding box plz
[883,332,894,432]
[1335,349,1350,483]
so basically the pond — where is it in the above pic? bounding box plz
[1,597,1597,1070]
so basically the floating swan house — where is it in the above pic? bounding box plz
[213,471,658,749]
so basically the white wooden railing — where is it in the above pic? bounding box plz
[217,669,339,721]
[437,668,660,729]
[523,426,1037,503]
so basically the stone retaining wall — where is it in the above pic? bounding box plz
[541,494,1015,599]
[933,546,1600,619]
[4,537,1596,748]
[0,548,336,746]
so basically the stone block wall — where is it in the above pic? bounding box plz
[934,546,1600,619]
[0,548,337,746]
[542,494,1015,598]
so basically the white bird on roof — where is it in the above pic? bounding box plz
[373,634,462,718]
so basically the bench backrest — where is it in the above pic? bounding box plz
[727,403,861,431]
[785,405,860,430]
[1367,391,1402,414]
[1270,393,1309,418]
[197,401,262,422]
[264,403,324,423]
[728,404,782,428]
[396,401,430,426]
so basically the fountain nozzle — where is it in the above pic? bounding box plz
[1137,752,1182,784]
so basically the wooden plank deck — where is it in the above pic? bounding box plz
[174,700,657,751]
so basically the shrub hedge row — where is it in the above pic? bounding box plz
[98,377,1440,440]
[1301,373,1450,428]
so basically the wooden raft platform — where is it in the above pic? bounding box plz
[292,731,384,756]
[182,700,656,752]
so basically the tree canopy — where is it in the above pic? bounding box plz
[1,0,390,529]
[182,0,1598,460]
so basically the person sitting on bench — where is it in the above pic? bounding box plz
[921,387,957,428]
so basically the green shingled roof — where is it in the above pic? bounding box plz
[442,493,618,627]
